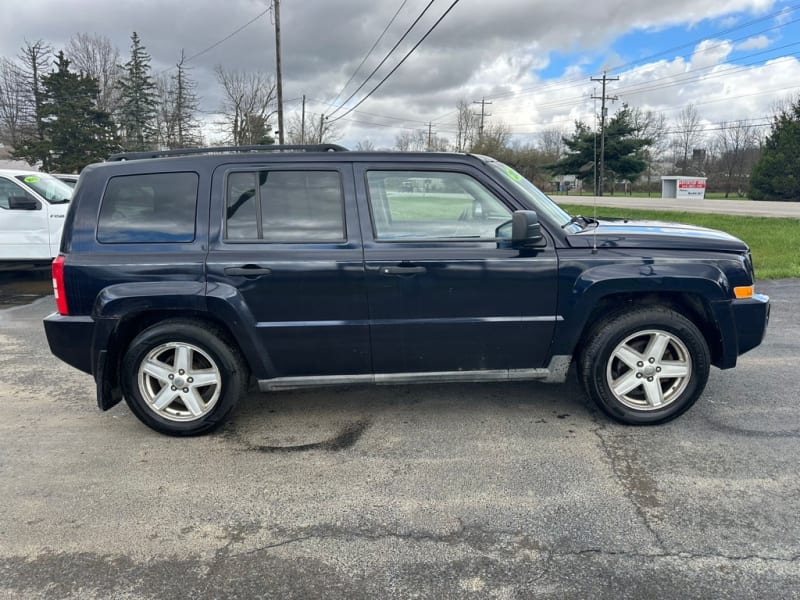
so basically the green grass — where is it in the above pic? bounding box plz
[561,203,800,280]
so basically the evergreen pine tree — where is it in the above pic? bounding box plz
[116,32,157,151]
[750,99,800,201]
[548,106,652,193]
[41,51,118,172]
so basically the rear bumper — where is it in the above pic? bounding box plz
[43,313,95,375]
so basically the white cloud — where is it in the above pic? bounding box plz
[736,35,772,50]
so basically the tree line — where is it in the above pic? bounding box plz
[0,33,293,172]
[390,99,800,201]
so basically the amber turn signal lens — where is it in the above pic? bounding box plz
[734,285,754,299]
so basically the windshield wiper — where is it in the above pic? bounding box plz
[562,215,598,230]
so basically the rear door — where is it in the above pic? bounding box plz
[354,162,559,374]
[206,162,370,379]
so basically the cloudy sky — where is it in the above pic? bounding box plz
[3,0,800,148]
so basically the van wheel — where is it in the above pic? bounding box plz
[579,307,710,425]
[121,320,247,436]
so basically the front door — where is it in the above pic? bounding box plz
[354,163,559,374]
[206,163,370,379]
[0,176,49,260]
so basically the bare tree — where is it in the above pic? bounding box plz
[713,121,760,197]
[215,65,276,145]
[454,99,479,152]
[0,58,27,146]
[672,104,705,175]
[394,130,426,151]
[355,139,375,151]
[153,74,175,149]
[15,40,52,166]
[65,33,120,114]
[471,121,510,156]
[284,111,339,144]
[537,127,566,161]
[630,107,668,192]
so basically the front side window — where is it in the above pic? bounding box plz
[97,172,198,243]
[0,178,39,210]
[225,170,344,242]
[366,170,512,240]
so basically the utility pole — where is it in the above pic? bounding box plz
[318,113,325,143]
[427,122,433,152]
[273,0,285,144]
[591,72,619,196]
[473,97,492,139]
[300,94,306,144]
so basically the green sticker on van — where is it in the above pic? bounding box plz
[23,175,40,183]
[504,166,523,182]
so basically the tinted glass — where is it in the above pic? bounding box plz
[97,172,198,243]
[366,170,511,240]
[225,170,344,242]
[0,178,38,210]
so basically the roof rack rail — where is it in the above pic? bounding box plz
[107,144,349,161]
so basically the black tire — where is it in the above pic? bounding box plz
[121,320,248,436]
[579,306,710,425]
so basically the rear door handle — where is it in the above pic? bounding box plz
[224,265,273,277]
[380,265,427,275]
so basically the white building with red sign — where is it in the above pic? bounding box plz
[661,176,707,199]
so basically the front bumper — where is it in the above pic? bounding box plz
[713,293,770,369]
[733,293,771,355]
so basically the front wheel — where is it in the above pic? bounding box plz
[579,307,710,425]
[121,320,248,436]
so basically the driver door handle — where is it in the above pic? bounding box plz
[380,265,427,275]
[224,265,273,277]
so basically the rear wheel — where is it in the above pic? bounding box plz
[579,307,710,425]
[121,320,247,436]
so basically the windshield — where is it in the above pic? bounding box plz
[485,160,579,231]
[15,173,73,203]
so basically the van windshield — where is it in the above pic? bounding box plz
[15,174,73,204]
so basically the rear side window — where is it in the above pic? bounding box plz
[225,170,344,242]
[97,172,198,243]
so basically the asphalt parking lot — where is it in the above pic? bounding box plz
[1,277,798,599]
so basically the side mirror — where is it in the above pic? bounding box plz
[511,210,545,248]
[9,196,40,211]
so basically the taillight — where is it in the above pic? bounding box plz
[52,256,69,315]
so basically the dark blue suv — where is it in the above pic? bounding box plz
[44,145,770,435]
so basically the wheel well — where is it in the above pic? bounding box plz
[576,292,723,366]
[105,310,251,393]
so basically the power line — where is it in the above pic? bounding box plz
[158,7,272,74]
[328,0,463,123]
[328,0,410,108]
[326,0,438,119]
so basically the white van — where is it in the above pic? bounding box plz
[0,169,73,262]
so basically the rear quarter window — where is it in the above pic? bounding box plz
[97,172,198,243]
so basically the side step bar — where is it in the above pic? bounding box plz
[257,356,571,391]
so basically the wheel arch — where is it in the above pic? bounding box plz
[557,263,731,369]
[92,282,270,410]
